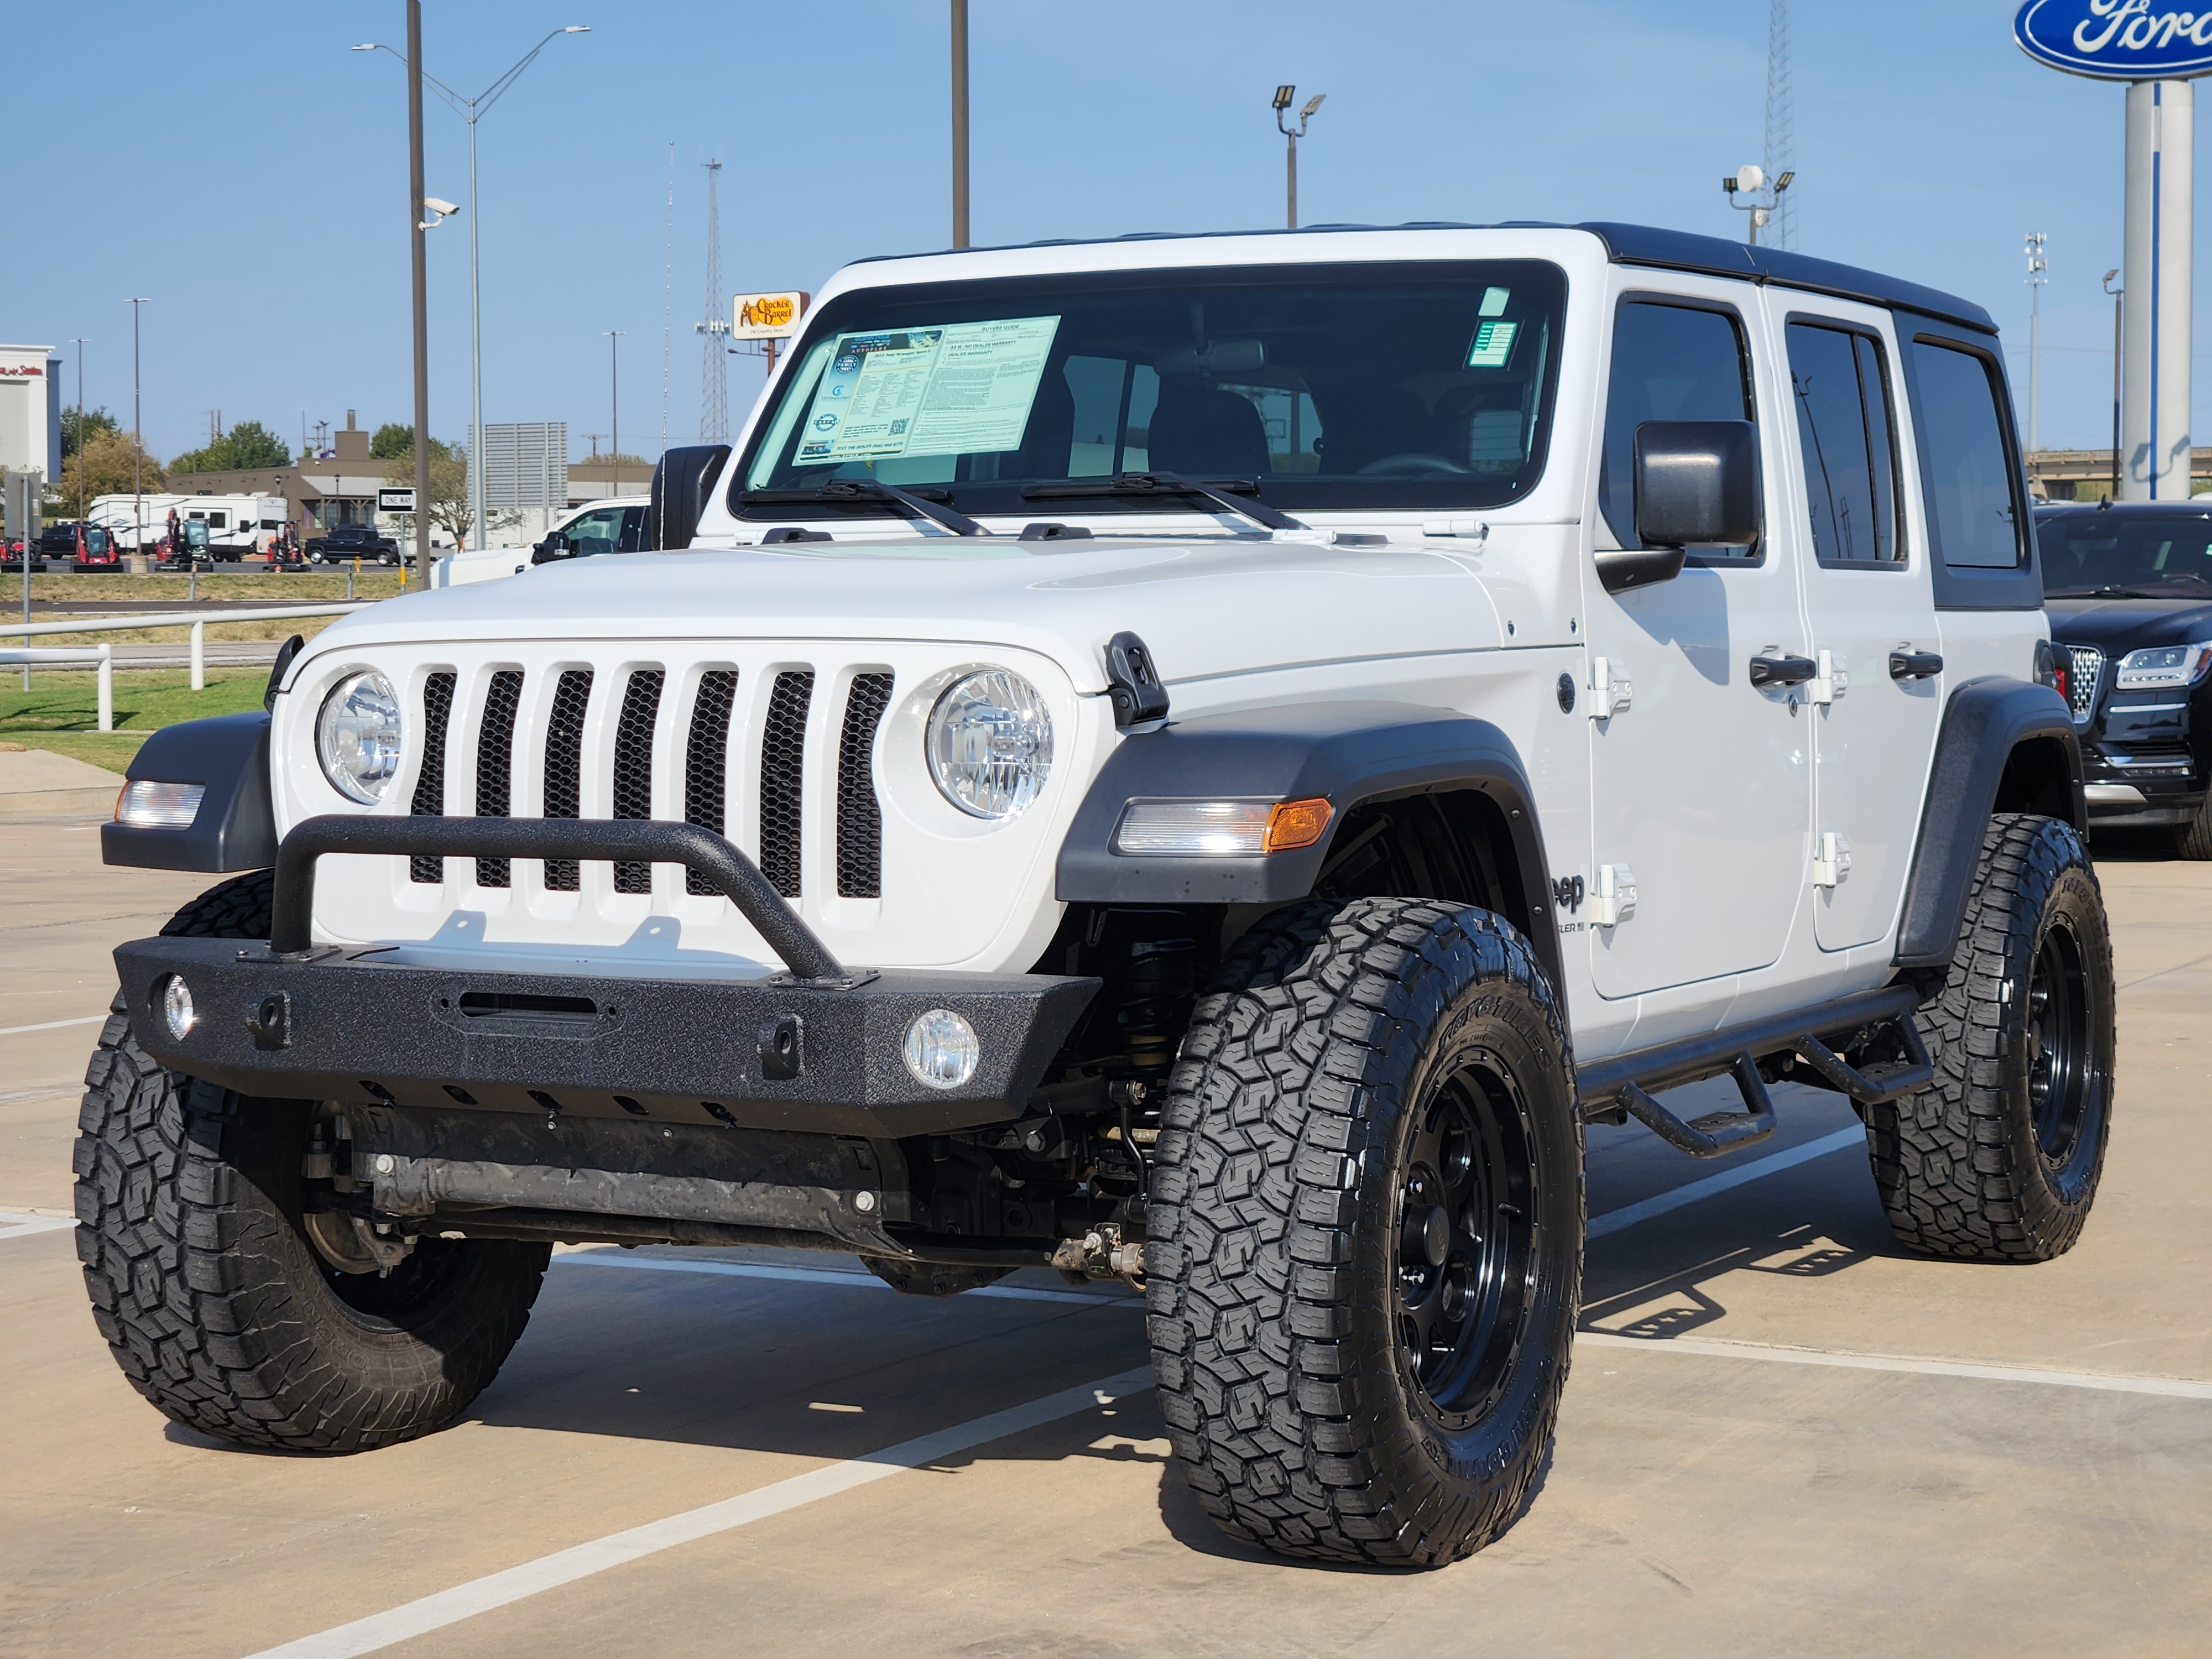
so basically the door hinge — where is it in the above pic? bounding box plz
[1811,649,1849,706]
[1811,831,1852,888]
[1594,862,1638,926]
[1590,656,1634,719]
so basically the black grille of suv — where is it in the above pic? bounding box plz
[474,671,524,888]
[542,669,593,891]
[759,671,815,898]
[611,671,665,893]
[2061,645,2104,722]
[837,672,895,898]
[684,671,739,895]
[409,672,457,884]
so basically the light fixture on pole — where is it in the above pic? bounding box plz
[354,25,591,552]
[1273,85,1326,230]
[605,331,625,502]
[1721,164,1795,246]
[2104,268,2125,502]
[2025,231,2048,459]
[127,298,149,567]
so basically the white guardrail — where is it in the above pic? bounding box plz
[4,603,368,732]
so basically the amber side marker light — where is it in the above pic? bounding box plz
[1262,797,1332,853]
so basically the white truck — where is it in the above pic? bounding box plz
[86,492,286,555]
[430,497,651,587]
[83,221,2107,1567]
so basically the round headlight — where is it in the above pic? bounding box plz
[925,668,1053,820]
[903,1009,979,1090]
[158,974,196,1040]
[316,670,404,805]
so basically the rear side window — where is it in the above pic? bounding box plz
[1599,300,1756,555]
[1786,323,1900,564]
[1911,340,2023,570]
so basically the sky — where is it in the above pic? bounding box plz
[3,1,2178,466]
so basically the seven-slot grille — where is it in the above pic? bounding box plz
[2059,644,2104,722]
[405,659,895,902]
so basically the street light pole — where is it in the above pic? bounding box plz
[127,298,148,568]
[404,1,432,584]
[355,27,589,553]
[67,338,88,524]
[2105,268,2125,502]
[606,331,625,500]
[1723,164,1796,245]
[2026,232,2048,459]
[1272,86,1326,229]
[951,0,969,248]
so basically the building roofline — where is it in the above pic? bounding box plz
[848,220,1996,335]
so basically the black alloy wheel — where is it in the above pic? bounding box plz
[2027,917,2093,1163]
[1395,1058,1538,1428]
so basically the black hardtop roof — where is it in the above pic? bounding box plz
[852,220,1995,335]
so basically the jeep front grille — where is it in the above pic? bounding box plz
[401,657,896,909]
[2060,644,2103,722]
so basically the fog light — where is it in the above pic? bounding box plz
[902,1009,979,1091]
[116,780,206,830]
[158,974,196,1040]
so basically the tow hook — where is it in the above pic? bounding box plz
[1052,1222,1145,1288]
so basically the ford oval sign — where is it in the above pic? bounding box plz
[2015,1,2212,80]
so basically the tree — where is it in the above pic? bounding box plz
[60,406,122,461]
[383,439,472,545]
[58,431,165,505]
[170,420,293,474]
[369,422,414,461]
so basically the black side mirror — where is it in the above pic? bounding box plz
[648,444,733,550]
[531,531,570,565]
[1599,420,1760,595]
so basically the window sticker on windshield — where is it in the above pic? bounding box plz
[1479,286,1510,319]
[794,315,1061,463]
[1467,319,1519,369]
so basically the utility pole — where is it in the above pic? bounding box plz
[606,332,625,499]
[128,298,149,568]
[951,0,969,248]
[2105,268,2124,502]
[2026,232,2048,458]
[1764,0,1796,252]
[67,339,87,523]
[1272,85,1326,229]
[406,0,432,581]
[662,142,674,460]
[696,159,728,442]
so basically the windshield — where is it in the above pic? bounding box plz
[2040,511,2212,597]
[735,260,1566,522]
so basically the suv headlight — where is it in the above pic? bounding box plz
[2113,640,2212,690]
[316,670,404,804]
[926,667,1053,820]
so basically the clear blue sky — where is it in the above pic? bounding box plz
[8,1,2172,465]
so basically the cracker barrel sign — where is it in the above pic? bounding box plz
[731,291,810,339]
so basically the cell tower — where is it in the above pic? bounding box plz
[696,158,729,444]
[1763,0,1796,251]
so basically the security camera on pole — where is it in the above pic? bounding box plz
[2015,3,2210,501]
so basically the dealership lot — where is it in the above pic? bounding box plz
[2,822,2207,1658]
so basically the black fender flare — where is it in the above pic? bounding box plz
[100,711,276,874]
[1893,675,2083,968]
[1055,701,1561,986]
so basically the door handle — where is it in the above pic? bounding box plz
[1888,649,1943,681]
[1748,653,1818,690]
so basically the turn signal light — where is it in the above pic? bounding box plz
[1262,797,1332,852]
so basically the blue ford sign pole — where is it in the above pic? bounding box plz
[2015,2,2210,499]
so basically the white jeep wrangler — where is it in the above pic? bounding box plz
[82,222,2110,1567]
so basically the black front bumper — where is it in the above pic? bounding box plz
[120,936,1098,1136]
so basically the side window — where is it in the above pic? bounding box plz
[1599,300,1756,554]
[1910,340,2023,570]
[618,505,647,551]
[1785,323,1900,564]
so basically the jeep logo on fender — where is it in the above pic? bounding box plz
[1552,874,1586,914]
[2015,0,2212,80]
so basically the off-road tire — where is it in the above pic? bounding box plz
[75,870,551,1451]
[1147,898,1583,1567]
[1871,814,2115,1261]
[860,1258,1013,1297]
[2176,795,2212,860]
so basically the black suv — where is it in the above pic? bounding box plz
[2038,501,2212,854]
[305,523,399,564]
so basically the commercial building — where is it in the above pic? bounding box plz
[0,345,61,480]
[165,413,455,547]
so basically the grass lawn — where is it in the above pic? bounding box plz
[0,669,266,772]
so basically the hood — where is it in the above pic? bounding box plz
[2043,595,2212,654]
[306,533,1506,694]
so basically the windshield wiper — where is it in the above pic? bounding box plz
[1022,471,1305,533]
[742,479,988,537]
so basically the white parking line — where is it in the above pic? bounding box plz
[244,1366,1155,1659]
[1580,1332,2212,1401]
[1587,1126,1865,1239]
[554,1250,1136,1307]
[0,1211,74,1241]
[0,1014,104,1039]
